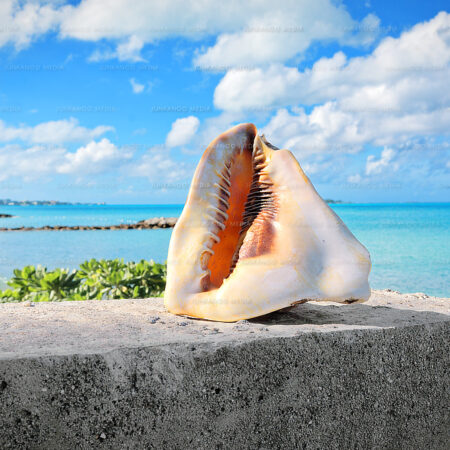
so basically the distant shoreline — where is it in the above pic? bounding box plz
[0,199,105,206]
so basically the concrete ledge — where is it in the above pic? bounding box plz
[0,290,449,449]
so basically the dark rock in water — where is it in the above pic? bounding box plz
[166,217,178,227]
[138,217,178,227]
[0,214,13,218]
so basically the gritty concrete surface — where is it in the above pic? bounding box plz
[0,290,448,449]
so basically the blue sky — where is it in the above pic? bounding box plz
[0,0,449,204]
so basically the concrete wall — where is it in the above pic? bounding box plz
[0,291,448,449]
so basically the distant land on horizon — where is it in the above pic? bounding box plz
[0,199,106,206]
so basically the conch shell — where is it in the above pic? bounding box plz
[165,123,371,322]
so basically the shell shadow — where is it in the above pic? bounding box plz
[249,302,449,328]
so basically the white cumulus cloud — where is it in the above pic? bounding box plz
[0,138,132,181]
[0,1,381,66]
[215,12,450,112]
[131,147,192,184]
[365,148,396,175]
[347,174,362,184]
[89,35,145,62]
[58,138,132,174]
[0,144,66,182]
[0,0,63,49]
[252,13,450,157]
[130,78,145,94]
[194,3,378,69]
[0,118,113,145]
[166,116,200,148]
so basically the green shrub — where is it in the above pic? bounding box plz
[0,258,167,303]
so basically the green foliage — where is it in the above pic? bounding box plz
[0,259,167,303]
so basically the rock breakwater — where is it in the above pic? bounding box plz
[0,217,178,231]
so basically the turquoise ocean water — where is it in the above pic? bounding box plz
[0,203,448,297]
